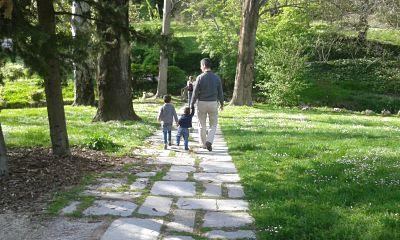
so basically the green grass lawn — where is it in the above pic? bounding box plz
[220,104,400,239]
[343,28,400,46]
[0,79,75,108]
[0,100,162,155]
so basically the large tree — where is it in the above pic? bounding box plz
[230,0,264,106]
[1,0,71,156]
[230,0,308,106]
[93,0,140,121]
[155,0,172,98]
[37,0,71,155]
[71,0,96,106]
[0,124,7,177]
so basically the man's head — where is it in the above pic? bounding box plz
[200,58,212,72]
[163,95,172,103]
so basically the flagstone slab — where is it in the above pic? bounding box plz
[200,161,237,173]
[147,157,195,166]
[101,218,163,240]
[163,172,188,181]
[138,196,173,216]
[193,173,241,183]
[226,184,245,198]
[169,166,196,173]
[204,230,256,239]
[203,212,254,228]
[203,183,222,197]
[130,178,149,190]
[151,181,196,196]
[82,190,142,200]
[136,172,157,177]
[200,155,233,162]
[217,200,249,211]
[93,178,127,191]
[166,209,196,233]
[164,237,195,240]
[176,198,217,210]
[83,200,137,217]
[61,201,80,215]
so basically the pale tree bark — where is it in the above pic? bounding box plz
[230,0,264,106]
[155,0,172,98]
[94,0,140,121]
[71,1,95,106]
[37,0,70,156]
[0,124,8,177]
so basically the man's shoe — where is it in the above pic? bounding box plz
[168,142,172,146]
[205,141,212,151]
[164,144,168,150]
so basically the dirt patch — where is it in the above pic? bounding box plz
[0,213,108,240]
[0,147,126,213]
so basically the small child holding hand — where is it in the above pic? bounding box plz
[176,107,195,150]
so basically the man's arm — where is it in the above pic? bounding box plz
[190,76,201,108]
[217,78,224,108]
[190,107,195,117]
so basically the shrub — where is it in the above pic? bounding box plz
[30,90,44,102]
[172,51,208,74]
[308,28,400,62]
[85,135,120,152]
[256,9,310,106]
[1,62,26,82]
[131,63,158,96]
[167,65,187,95]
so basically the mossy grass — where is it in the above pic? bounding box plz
[47,174,96,216]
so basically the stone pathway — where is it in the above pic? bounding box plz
[61,114,256,239]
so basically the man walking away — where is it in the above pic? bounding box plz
[191,58,224,151]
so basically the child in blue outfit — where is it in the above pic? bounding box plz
[157,95,178,149]
[176,106,195,150]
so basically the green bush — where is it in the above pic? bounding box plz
[167,65,187,95]
[84,135,120,152]
[308,28,400,61]
[301,59,400,112]
[30,90,44,102]
[131,63,158,96]
[256,9,310,106]
[172,51,207,74]
[1,62,26,82]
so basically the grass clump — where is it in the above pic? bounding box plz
[47,174,96,216]
[220,104,400,240]
[84,135,121,152]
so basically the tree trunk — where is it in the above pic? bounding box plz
[71,1,95,106]
[94,0,140,121]
[37,0,70,156]
[0,124,8,177]
[357,13,369,42]
[155,0,172,98]
[230,0,261,106]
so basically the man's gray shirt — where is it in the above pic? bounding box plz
[191,71,224,108]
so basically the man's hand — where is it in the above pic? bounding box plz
[219,105,224,111]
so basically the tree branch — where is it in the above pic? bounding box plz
[259,1,312,16]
